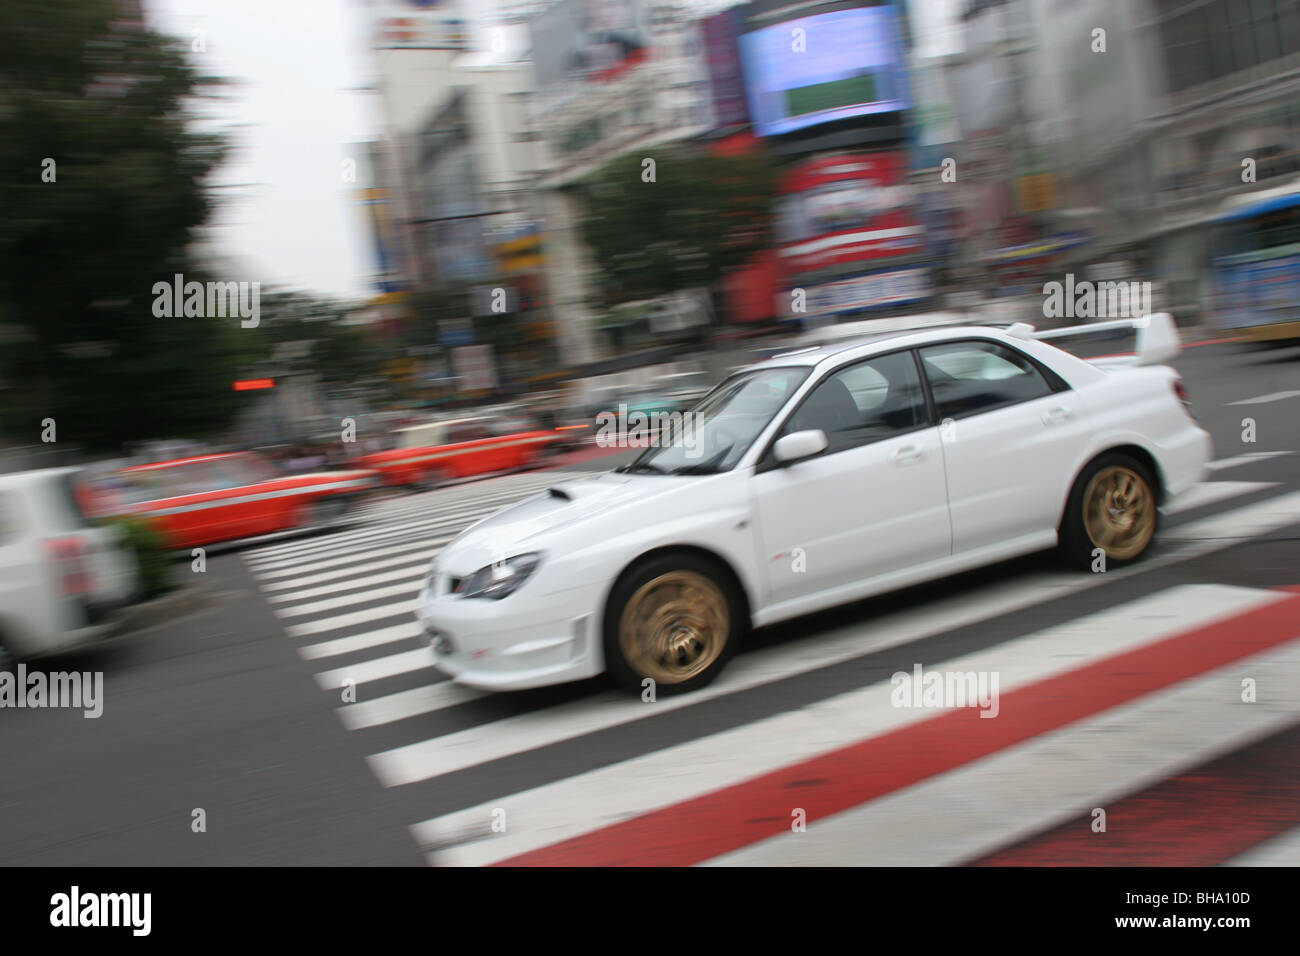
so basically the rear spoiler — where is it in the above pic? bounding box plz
[1004,313,1180,367]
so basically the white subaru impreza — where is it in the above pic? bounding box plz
[417,317,1211,694]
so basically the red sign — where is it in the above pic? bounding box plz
[775,151,924,277]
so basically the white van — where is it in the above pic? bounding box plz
[0,468,139,668]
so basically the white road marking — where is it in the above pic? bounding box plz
[409,585,1284,865]
[297,622,423,661]
[272,580,421,619]
[1227,390,1300,406]
[313,647,432,690]
[1205,450,1294,472]
[1225,826,1300,866]
[1163,481,1276,514]
[338,680,484,731]
[286,599,419,639]
[715,637,1300,865]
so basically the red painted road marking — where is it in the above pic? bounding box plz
[496,590,1300,867]
[969,719,1300,866]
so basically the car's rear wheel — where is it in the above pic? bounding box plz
[603,554,740,694]
[1060,453,1158,569]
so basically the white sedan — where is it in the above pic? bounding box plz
[417,316,1211,694]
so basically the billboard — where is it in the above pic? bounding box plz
[374,0,468,50]
[739,5,909,137]
[701,6,749,131]
[775,151,924,276]
[531,0,649,95]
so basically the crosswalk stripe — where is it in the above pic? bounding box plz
[337,681,484,731]
[1205,450,1294,472]
[287,599,419,639]
[297,622,423,661]
[313,647,431,690]
[1163,480,1276,514]
[261,551,437,592]
[272,579,421,619]
[243,476,562,564]
[250,537,442,581]
[496,591,1300,866]
[1225,826,1300,866]
[407,584,1284,865]
[269,563,427,603]
[714,637,1300,866]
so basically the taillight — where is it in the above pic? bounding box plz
[45,536,92,596]
[1173,378,1197,419]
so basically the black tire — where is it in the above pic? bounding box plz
[1059,452,1160,570]
[603,552,743,695]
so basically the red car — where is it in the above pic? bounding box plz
[358,416,564,489]
[80,452,379,550]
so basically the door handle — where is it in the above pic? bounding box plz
[1041,405,1071,425]
[892,445,923,465]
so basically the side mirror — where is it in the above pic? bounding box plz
[773,429,828,465]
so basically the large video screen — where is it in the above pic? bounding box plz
[739,5,908,137]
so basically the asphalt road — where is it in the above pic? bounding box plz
[2,338,1298,866]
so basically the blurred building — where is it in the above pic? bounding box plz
[949,0,1300,326]
[524,0,717,361]
[365,0,557,388]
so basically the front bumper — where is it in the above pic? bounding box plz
[416,581,605,691]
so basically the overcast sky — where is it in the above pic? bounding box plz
[148,0,382,301]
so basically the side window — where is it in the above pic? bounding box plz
[782,350,927,455]
[165,462,224,497]
[919,341,1053,420]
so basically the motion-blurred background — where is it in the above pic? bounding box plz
[2,0,1298,465]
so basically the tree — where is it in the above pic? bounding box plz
[0,1,234,451]
[576,144,778,311]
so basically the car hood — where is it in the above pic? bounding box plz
[437,471,670,572]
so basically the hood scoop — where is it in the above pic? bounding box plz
[547,486,572,500]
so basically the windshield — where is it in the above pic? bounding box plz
[620,367,809,475]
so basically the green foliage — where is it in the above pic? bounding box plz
[0,1,233,450]
[109,516,173,600]
[576,145,778,308]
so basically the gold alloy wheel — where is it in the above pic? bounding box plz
[618,570,729,684]
[1082,465,1155,561]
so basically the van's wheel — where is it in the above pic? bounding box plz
[1060,453,1159,570]
[603,553,741,695]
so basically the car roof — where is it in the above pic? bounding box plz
[752,325,1016,371]
[121,453,243,473]
[395,417,487,432]
[0,466,84,486]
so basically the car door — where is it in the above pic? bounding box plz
[916,338,1091,555]
[750,349,952,609]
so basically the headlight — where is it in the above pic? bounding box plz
[454,552,541,600]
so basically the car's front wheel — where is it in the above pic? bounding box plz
[1059,453,1159,569]
[603,553,741,695]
